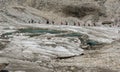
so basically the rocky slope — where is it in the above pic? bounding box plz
[0,0,120,25]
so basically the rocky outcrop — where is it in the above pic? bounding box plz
[0,58,9,71]
[0,0,120,25]
[0,41,9,50]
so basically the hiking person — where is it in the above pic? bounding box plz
[46,19,49,24]
[61,21,63,25]
[78,22,80,26]
[65,21,68,25]
[93,23,96,26]
[31,19,34,23]
[52,21,54,24]
[74,22,76,26]
[88,24,90,26]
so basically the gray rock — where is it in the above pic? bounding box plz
[0,58,9,71]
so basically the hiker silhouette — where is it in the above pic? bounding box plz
[46,20,49,24]
[78,22,80,26]
[52,21,54,24]
[65,21,68,25]
[74,22,76,26]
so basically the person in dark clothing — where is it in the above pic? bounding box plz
[93,23,96,26]
[83,23,85,26]
[88,24,90,26]
[28,20,31,23]
[61,22,63,25]
[118,25,120,27]
[74,22,76,26]
[109,25,112,27]
[52,21,54,24]
[78,22,80,26]
[46,19,49,24]
[65,21,68,25]
[31,19,34,23]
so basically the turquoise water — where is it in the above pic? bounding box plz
[58,33,82,37]
[18,28,67,34]
[1,28,67,37]
[87,40,100,46]
[1,32,13,36]
[2,29,82,37]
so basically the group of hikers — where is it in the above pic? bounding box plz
[28,19,120,27]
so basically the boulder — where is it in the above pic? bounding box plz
[0,58,9,71]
